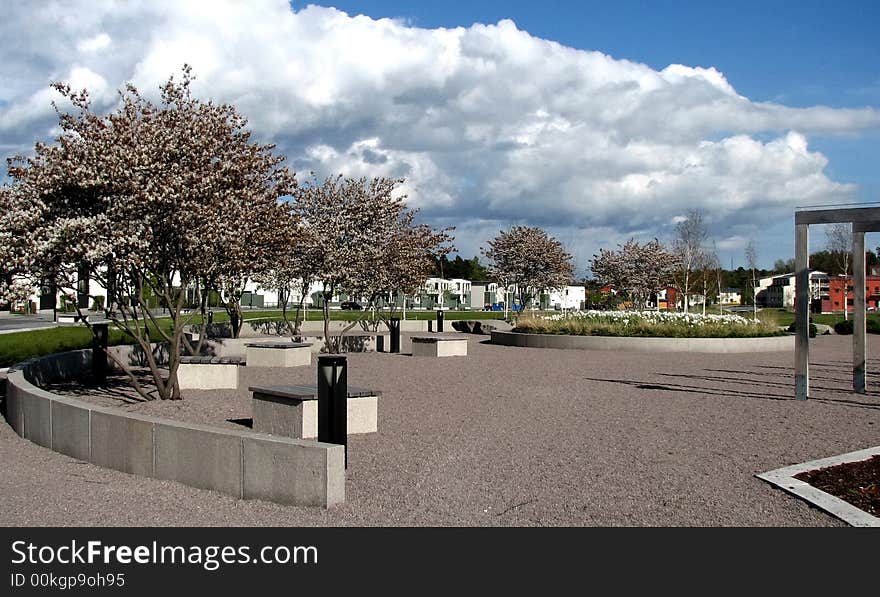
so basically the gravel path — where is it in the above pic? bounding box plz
[2,333,878,526]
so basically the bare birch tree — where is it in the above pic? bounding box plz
[826,223,852,320]
[672,209,707,314]
[711,241,724,315]
[745,240,759,321]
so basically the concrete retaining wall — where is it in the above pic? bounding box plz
[490,330,795,353]
[3,350,344,507]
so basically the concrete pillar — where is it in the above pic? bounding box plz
[795,224,810,401]
[853,231,866,393]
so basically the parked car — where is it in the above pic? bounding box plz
[340,301,363,310]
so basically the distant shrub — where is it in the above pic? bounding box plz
[834,320,854,335]
[833,319,880,335]
[788,322,817,338]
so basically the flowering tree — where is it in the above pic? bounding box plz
[292,175,451,352]
[0,185,42,309]
[5,66,297,400]
[354,215,454,328]
[482,226,574,317]
[252,211,322,336]
[589,238,678,309]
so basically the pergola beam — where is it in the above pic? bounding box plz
[795,207,880,226]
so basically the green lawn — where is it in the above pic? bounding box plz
[758,309,880,328]
[0,320,174,368]
[0,309,516,367]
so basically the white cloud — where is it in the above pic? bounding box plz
[77,33,111,53]
[1,0,878,271]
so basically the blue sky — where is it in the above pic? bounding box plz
[300,0,880,268]
[311,0,880,198]
[313,1,880,105]
[2,1,878,273]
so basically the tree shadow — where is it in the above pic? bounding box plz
[581,375,880,411]
[657,372,860,395]
[42,369,156,404]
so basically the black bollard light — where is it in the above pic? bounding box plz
[389,317,401,353]
[92,321,109,385]
[317,355,348,467]
[436,309,444,333]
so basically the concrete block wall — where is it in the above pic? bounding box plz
[4,350,345,508]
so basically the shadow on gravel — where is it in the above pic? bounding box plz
[42,370,156,404]
[228,418,253,429]
[582,375,880,410]
[582,375,790,402]
[660,371,858,394]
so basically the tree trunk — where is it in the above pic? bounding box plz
[683,272,690,314]
[702,278,707,316]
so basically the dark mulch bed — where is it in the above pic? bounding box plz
[794,455,880,517]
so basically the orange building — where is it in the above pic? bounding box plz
[821,275,880,313]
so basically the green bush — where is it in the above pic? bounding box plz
[834,320,854,335]
[788,322,818,338]
[835,318,880,335]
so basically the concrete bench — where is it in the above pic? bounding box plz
[249,384,379,439]
[56,313,86,324]
[411,335,468,357]
[178,356,242,390]
[245,342,312,367]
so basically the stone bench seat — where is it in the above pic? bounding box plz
[56,313,87,324]
[178,355,242,390]
[410,335,468,357]
[180,356,243,365]
[250,384,379,439]
[245,342,312,367]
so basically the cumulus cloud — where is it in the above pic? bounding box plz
[1,0,877,272]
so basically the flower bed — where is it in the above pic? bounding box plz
[513,310,785,338]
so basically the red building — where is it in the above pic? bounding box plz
[821,276,880,313]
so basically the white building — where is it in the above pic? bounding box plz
[718,288,742,305]
[547,286,586,310]
[761,271,829,309]
[466,281,504,310]
[448,278,471,307]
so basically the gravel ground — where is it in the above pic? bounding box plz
[2,332,879,527]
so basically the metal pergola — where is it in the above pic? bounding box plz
[794,205,880,400]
